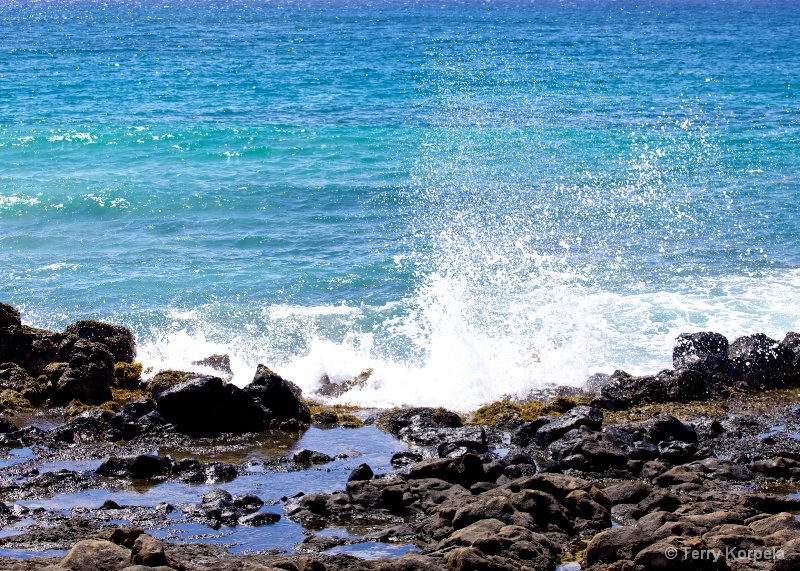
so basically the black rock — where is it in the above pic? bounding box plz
[52,339,115,405]
[120,398,156,419]
[729,333,796,389]
[535,406,603,447]
[243,365,311,424]
[0,414,16,434]
[378,407,463,438]
[391,451,423,468]
[347,463,374,482]
[239,511,280,526]
[510,417,553,447]
[598,368,715,410]
[65,319,136,364]
[96,454,171,479]
[0,303,21,329]
[155,376,267,437]
[293,449,333,465]
[673,332,732,377]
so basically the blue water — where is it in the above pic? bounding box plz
[1,0,799,409]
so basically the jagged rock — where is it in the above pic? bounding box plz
[673,331,734,381]
[534,406,603,447]
[146,370,204,400]
[348,463,374,482]
[546,426,629,472]
[65,319,136,364]
[243,365,311,425]
[598,367,715,410]
[52,340,115,405]
[0,413,16,433]
[0,303,20,328]
[0,362,47,405]
[155,376,266,437]
[729,333,796,389]
[113,362,142,390]
[315,368,373,397]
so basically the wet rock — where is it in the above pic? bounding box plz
[54,409,117,443]
[201,462,238,484]
[96,455,172,479]
[598,367,715,410]
[400,425,486,457]
[130,534,167,567]
[673,331,733,380]
[310,410,339,425]
[184,488,260,528]
[347,463,374,482]
[391,450,423,468]
[243,364,311,424]
[52,339,115,405]
[146,370,204,400]
[293,449,333,465]
[192,354,232,376]
[509,417,553,447]
[60,539,131,571]
[17,325,76,378]
[65,319,136,364]
[155,376,267,436]
[729,333,796,389]
[534,405,603,447]
[238,511,280,526]
[315,368,372,398]
[378,407,463,439]
[113,362,142,390]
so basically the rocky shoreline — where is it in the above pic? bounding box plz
[2,301,800,570]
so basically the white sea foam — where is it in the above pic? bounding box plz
[132,268,800,412]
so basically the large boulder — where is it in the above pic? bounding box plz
[51,339,115,405]
[60,539,131,571]
[155,376,267,437]
[65,319,136,364]
[243,365,311,424]
[729,333,796,389]
[673,332,734,382]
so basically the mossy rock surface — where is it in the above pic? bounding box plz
[0,389,33,413]
[146,370,203,400]
[114,362,143,390]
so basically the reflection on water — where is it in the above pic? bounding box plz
[6,427,413,557]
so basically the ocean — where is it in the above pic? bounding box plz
[1,0,798,410]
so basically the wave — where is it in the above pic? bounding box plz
[130,267,800,411]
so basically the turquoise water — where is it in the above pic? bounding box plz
[1,0,799,408]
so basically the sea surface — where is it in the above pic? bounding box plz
[1,0,799,410]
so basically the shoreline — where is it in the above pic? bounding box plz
[1,301,800,570]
